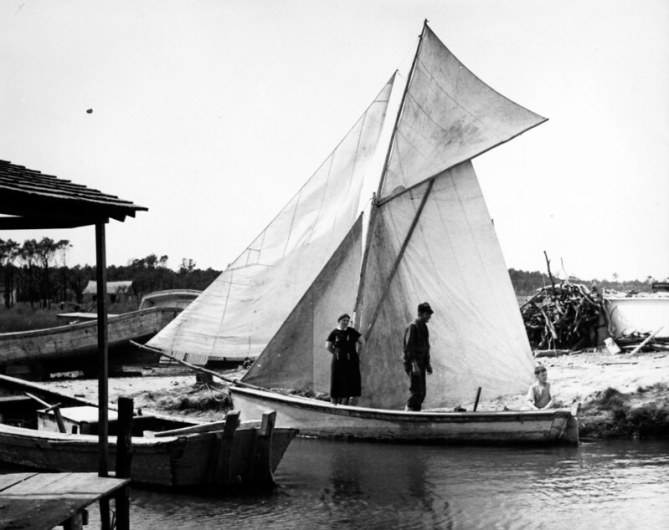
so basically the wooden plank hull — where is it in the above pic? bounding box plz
[0,423,296,488]
[0,307,180,366]
[0,375,297,488]
[230,386,579,445]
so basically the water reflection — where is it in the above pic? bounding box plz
[18,439,667,529]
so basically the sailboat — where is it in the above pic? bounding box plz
[149,22,579,444]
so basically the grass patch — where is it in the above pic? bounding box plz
[580,386,669,439]
[146,383,233,413]
[0,300,142,333]
[0,305,61,332]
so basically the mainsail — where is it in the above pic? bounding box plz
[353,24,546,408]
[148,78,395,361]
[152,23,545,409]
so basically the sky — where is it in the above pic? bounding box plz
[1,0,668,281]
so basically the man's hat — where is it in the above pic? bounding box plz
[417,302,433,314]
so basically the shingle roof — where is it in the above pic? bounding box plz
[0,159,147,229]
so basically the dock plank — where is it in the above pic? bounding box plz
[0,472,39,492]
[0,472,129,529]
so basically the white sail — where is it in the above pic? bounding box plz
[148,78,395,361]
[244,216,363,391]
[354,24,542,408]
[158,22,544,412]
[380,25,546,201]
[358,162,533,409]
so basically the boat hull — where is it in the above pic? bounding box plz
[0,423,295,488]
[0,307,180,367]
[605,295,669,338]
[230,386,579,445]
[139,289,201,311]
[0,375,296,488]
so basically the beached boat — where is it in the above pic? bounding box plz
[0,307,179,373]
[148,22,579,444]
[0,374,297,488]
[139,289,201,311]
[605,291,669,339]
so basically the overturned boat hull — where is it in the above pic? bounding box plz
[230,385,578,445]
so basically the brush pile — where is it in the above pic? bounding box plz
[520,281,603,351]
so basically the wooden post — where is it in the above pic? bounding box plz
[115,397,133,530]
[249,410,277,486]
[473,387,482,412]
[95,222,111,530]
[214,411,240,484]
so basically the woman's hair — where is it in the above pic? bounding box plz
[534,366,547,375]
[337,313,351,322]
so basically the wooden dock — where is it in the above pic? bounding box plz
[0,472,130,529]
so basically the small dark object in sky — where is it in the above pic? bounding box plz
[86,108,93,114]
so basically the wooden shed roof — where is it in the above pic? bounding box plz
[0,159,147,229]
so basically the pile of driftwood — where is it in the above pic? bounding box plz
[520,281,603,351]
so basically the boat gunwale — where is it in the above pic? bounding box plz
[0,420,291,445]
[231,384,573,423]
[0,307,171,339]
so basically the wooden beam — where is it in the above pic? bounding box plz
[95,222,111,530]
[0,216,101,230]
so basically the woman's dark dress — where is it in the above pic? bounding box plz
[327,327,361,398]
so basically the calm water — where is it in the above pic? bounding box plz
[38,439,669,528]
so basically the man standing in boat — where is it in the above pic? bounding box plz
[403,302,434,411]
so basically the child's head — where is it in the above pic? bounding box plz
[534,365,548,381]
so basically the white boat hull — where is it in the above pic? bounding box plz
[230,386,578,445]
[606,295,669,338]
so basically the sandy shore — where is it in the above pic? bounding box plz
[476,348,669,409]
[43,350,669,438]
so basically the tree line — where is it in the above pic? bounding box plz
[509,268,654,296]
[1,237,657,310]
[0,237,220,309]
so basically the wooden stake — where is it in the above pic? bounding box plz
[115,397,133,530]
[473,387,482,412]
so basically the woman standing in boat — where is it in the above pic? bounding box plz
[326,313,364,405]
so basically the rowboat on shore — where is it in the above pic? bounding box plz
[0,307,179,376]
[147,22,579,445]
[0,374,297,488]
